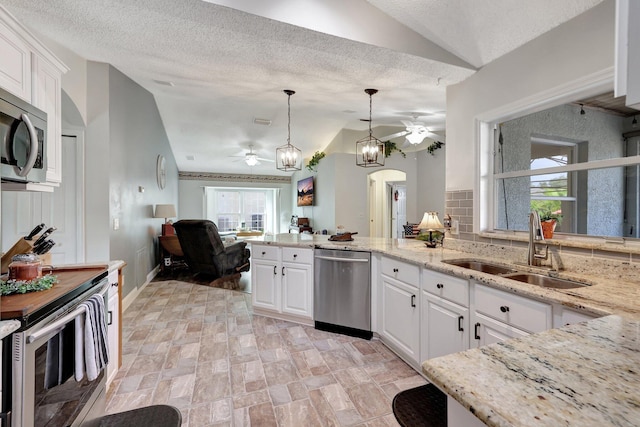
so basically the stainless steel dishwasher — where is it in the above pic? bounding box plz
[314,248,372,339]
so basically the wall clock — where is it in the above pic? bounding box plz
[156,155,166,189]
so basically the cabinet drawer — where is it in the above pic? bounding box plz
[474,284,551,333]
[381,257,420,288]
[282,247,313,264]
[423,269,468,306]
[252,244,279,261]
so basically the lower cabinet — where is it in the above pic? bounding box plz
[471,312,530,347]
[421,291,469,360]
[380,275,420,366]
[251,244,313,323]
[106,268,122,386]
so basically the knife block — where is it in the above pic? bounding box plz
[1,236,51,275]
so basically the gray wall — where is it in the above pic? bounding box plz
[86,63,178,297]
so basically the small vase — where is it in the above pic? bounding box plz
[541,220,556,239]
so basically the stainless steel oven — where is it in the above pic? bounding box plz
[9,275,109,427]
[0,86,47,183]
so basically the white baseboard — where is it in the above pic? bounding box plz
[122,264,160,312]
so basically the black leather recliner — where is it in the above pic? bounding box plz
[173,219,250,279]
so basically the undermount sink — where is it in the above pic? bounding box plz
[443,259,591,290]
[442,259,517,275]
[501,273,590,289]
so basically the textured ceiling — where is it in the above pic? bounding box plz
[1,0,604,175]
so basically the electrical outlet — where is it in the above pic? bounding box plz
[113,218,120,230]
[451,219,459,235]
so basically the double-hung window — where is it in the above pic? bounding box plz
[205,188,278,233]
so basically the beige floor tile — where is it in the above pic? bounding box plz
[107,281,425,426]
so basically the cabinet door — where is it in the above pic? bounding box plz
[421,291,469,361]
[0,18,31,101]
[381,276,419,364]
[33,56,63,184]
[106,290,119,385]
[252,260,280,311]
[470,312,529,348]
[281,262,312,319]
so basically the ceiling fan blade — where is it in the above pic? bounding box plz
[424,131,446,143]
[256,157,275,163]
[400,120,414,128]
[380,130,410,141]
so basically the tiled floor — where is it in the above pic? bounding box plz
[106,279,426,426]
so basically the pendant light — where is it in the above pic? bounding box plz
[356,89,385,167]
[276,89,302,171]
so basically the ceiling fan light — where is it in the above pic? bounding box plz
[406,131,425,145]
[245,153,259,166]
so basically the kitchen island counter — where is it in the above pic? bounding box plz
[422,314,640,427]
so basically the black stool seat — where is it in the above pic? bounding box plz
[99,404,182,427]
[392,383,447,427]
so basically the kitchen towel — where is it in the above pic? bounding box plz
[44,322,76,389]
[75,293,109,382]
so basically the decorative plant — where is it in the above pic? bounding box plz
[0,274,58,296]
[383,141,406,158]
[426,140,444,155]
[306,151,325,171]
[540,211,562,225]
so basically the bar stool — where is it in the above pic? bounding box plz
[392,383,447,427]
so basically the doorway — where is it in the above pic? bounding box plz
[368,169,406,238]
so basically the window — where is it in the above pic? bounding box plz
[205,188,278,233]
[487,95,640,239]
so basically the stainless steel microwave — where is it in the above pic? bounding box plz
[0,87,47,183]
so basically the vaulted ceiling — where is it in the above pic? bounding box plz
[1,0,604,175]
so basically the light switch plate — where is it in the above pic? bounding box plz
[451,219,459,235]
[113,218,120,230]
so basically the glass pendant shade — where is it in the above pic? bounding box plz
[276,89,302,172]
[356,89,385,167]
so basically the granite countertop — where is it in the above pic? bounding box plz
[422,315,640,427]
[0,319,20,339]
[249,234,639,320]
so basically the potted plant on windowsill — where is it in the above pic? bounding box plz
[540,212,562,239]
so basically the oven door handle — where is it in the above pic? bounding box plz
[27,281,110,344]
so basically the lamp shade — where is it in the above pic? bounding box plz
[418,212,444,231]
[154,204,177,221]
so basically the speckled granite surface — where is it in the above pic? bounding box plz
[0,319,20,339]
[422,315,640,427]
[249,235,639,320]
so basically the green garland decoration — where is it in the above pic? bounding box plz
[383,141,406,158]
[426,141,444,155]
[0,274,58,296]
[306,151,325,172]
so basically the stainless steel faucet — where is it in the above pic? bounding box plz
[528,212,548,266]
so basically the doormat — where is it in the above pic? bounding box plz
[152,270,251,293]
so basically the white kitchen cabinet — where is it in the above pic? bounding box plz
[106,268,121,386]
[558,307,598,327]
[421,291,469,360]
[251,244,313,324]
[379,256,420,367]
[421,268,470,361]
[471,312,530,347]
[0,16,31,101]
[0,5,67,187]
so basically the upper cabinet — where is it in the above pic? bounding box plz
[615,0,640,110]
[0,6,68,187]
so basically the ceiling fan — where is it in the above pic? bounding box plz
[380,118,446,145]
[232,144,275,166]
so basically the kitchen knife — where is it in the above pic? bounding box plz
[33,227,56,247]
[35,240,55,255]
[25,223,45,240]
[33,238,51,254]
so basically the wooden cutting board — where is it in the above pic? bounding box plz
[1,265,108,321]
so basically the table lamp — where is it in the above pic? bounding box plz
[155,204,177,235]
[418,212,444,248]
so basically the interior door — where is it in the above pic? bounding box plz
[391,184,406,238]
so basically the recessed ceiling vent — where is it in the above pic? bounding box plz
[253,118,272,126]
[153,79,175,86]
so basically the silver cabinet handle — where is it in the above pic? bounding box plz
[315,255,369,263]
